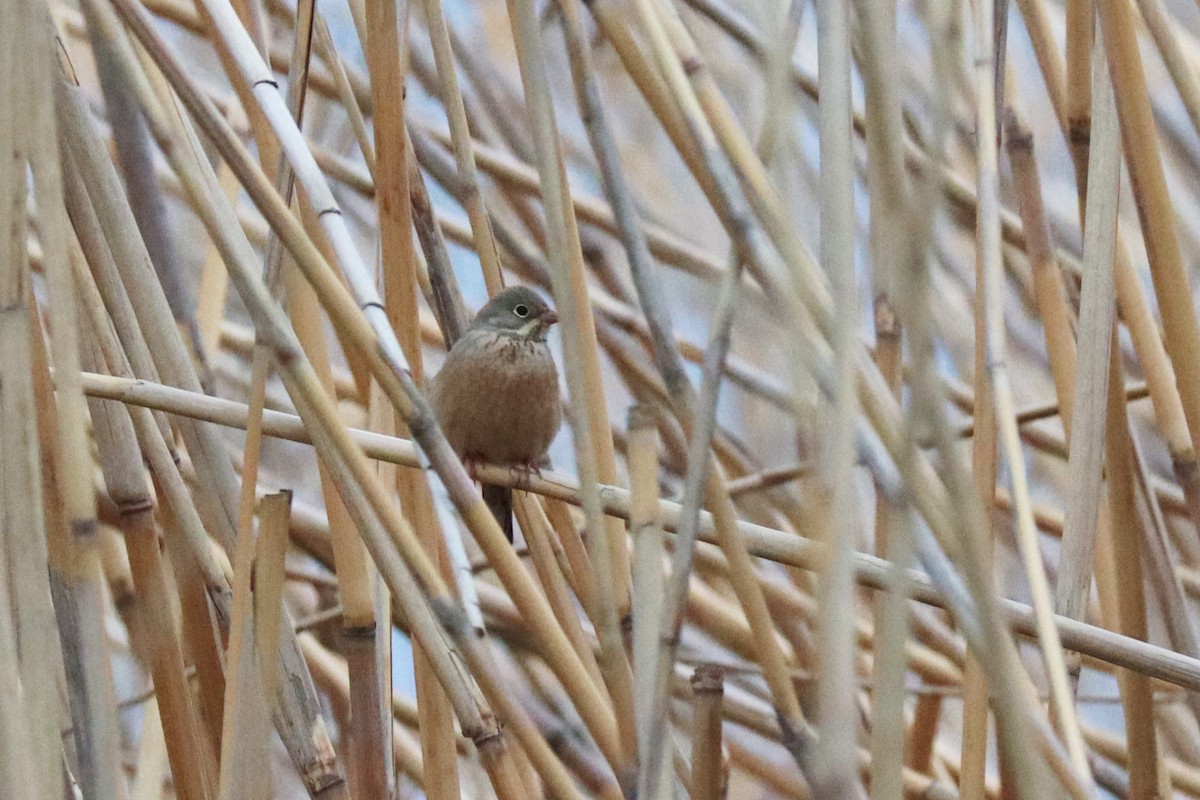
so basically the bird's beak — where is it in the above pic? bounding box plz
[541,310,559,326]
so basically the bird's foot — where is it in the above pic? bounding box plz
[462,453,483,482]
[508,461,542,490]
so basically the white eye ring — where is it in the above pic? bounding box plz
[513,304,530,318]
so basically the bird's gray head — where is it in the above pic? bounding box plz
[470,286,558,342]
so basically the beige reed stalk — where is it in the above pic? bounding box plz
[23,7,121,799]
[364,1,455,798]
[812,0,864,795]
[1,13,67,800]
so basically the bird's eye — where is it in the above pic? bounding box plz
[513,304,530,318]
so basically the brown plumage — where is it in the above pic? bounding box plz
[430,286,562,541]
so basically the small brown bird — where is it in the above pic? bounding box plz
[430,286,562,541]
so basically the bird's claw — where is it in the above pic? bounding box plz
[508,462,541,490]
[462,453,482,482]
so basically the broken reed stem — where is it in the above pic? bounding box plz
[869,299,914,800]
[627,404,670,800]
[689,665,727,800]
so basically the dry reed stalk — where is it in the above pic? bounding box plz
[627,405,671,799]
[217,483,276,800]
[811,0,864,795]
[281,3,390,793]
[363,2,454,798]
[21,11,122,800]
[514,492,606,692]
[1103,347,1166,799]
[0,16,66,800]
[689,664,727,800]
[869,295,916,800]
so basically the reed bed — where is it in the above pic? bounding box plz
[11,0,1200,797]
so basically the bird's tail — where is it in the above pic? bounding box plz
[482,483,514,542]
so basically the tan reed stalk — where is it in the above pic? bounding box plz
[1002,105,1078,432]
[299,634,428,787]
[364,2,454,798]
[29,295,124,800]
[1097,0,1200,462]
[1063,0,1093,175]
[415,0,502,293]
[217,479,276,800]
[811,0,864,795]
[254,492,291,699]
[870,311,919,800]
[505,0,638,781]
[977,0,1091,784]
[194,163,237,358]
[76,370,1200,692]
[1102,346,1167,799]
[405,129,470,344]
[0,19,64,800]
[689,665,727,800]
[21,14,121,800]
[627,404,671,800]
[1055,34,1120,639]
[280,2,391,792]
[158,498,228,755]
